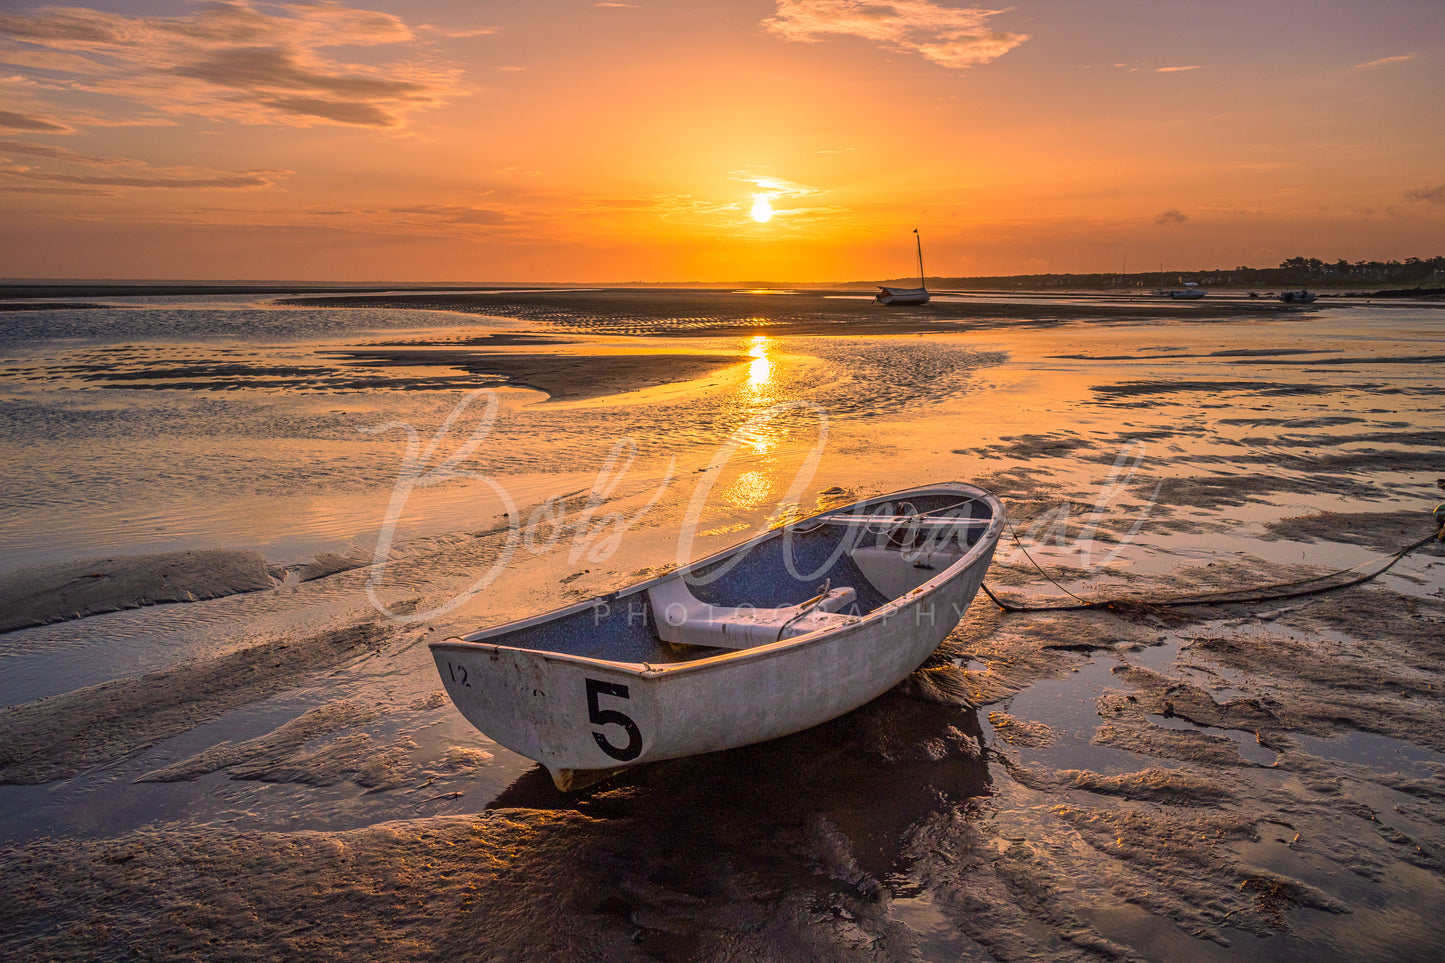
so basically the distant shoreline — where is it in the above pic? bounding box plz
[3,281,1442,303]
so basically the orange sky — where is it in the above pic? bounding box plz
[2,1,1442,282]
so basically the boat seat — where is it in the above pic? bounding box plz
[849,546,961,600]
[647,577,858,649]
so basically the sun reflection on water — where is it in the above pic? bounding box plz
[721,469,774,509]
[747,334,773,388]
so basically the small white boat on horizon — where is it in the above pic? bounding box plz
[1278,289,1318,303]
[877,229,930,306]
[430,482,1003,790]
[1153,281,1207,299]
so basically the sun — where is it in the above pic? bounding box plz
[750,195,774,223]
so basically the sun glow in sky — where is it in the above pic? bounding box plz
[1,0,1442,282]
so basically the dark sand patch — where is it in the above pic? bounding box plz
[0,550,275,634]
[0,302,110,312]
[332,348,748,401]
[968,432,1098,461]
[0,622,391,784]
[1092,380,1337,401]
[294,551,371,583]
[9,354,488,392]
[363,332,577,348]
[135,700,378,784]
[1059,349,1445,367]
[1148,473,1382,510]
[1217,416,1371,428]
[1262,509,1444,553]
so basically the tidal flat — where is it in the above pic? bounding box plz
[0,289,1442,961]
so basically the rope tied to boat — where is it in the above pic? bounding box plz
[981,511,1445,615]
[775,578,831,642]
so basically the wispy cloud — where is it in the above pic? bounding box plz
[0,139,116,163]
[417,24,500,39]
[376,204,512,225]
[762,1,1028,69]
[1154,209,1189,225]
[1405,183,1445,204]
[1112,63,1205,73]
[0,137,284,195]
[0,108,71,133]
[1356,53,1415,69]
[295,203,517,238]
[734,173,821,200]
[4,169,275,189]
[0,1,468,130]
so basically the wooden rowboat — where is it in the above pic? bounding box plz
[430,482,1004,790]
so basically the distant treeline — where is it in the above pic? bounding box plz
[916,255,1445,291]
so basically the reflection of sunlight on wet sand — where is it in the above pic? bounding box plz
[747,335,772,388]
[721,469,773,510]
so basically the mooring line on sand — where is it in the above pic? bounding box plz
[981,515,1445,615]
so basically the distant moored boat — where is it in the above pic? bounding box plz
[877,229,930,306]
[1153,281,1206,299]
[1278,289,1317,303]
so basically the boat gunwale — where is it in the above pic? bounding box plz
[428,482,1004,678]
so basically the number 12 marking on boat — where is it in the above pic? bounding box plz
[585,678,642,761]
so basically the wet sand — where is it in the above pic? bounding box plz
[1,292,1443,961]
[288,287,1331,338]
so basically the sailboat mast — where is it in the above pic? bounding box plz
[914,229,925,288]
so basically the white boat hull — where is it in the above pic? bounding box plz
[431,483,1002,789]
[876,286,930,306]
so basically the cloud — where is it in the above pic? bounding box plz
[0,108,71,132]
[0,1,466,130]
[762,1,1028,69]
[383,204,512,225]
[258,96,399,127]
[1405,183,1445,204]
[0,138,285,195]
[735,173,821,199]
[417,25,500,39]
[0,139,116,163]
[302,202,515,236]
[1356,53,1415,69]
[5,169,274,189]
[172,46,428,100]
[1154,209,1189,225]
[1155,65,1203,72]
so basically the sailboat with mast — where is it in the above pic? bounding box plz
[876,229,930,306]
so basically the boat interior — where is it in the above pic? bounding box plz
[465,491,995,665]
